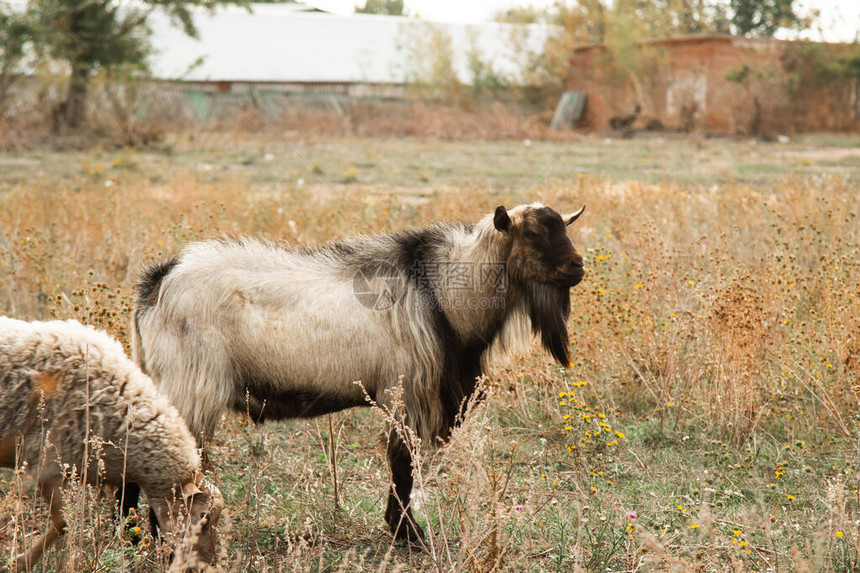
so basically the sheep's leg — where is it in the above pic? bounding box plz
[117,483,140,517]
[384,430,424,543]
[116,484,164,544]
[116,483,145,544]
[15,482,65,572]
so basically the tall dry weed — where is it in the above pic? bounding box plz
[706,278,769,446]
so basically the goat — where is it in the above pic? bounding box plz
[130,202,585,541]
[609,104,641,134]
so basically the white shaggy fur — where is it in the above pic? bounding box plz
[135,205,557,443]
[0,317,223,572]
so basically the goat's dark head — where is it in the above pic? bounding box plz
[493,203,585,366]
[494,203,585,288]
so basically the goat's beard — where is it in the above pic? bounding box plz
[525,282,571,366]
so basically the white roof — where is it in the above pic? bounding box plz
[147,5,552,84]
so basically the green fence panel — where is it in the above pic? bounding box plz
[551,91,587,130]
[187,91,212,120]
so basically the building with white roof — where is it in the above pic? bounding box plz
[146,4,551,95]
[1,1,553,123]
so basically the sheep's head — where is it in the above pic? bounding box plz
[494,203,585,288]
[182,480,224,571]
[156,479,224,572]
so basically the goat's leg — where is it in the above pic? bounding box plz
[15,482,65,572]
[383,429,424,543]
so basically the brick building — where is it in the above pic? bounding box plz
[568,35,860,134]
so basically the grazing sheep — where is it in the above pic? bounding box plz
[131,202,585,541]
[0,317,223,572]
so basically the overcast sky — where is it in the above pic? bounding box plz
[311,0,860,42]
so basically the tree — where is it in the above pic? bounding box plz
[494,5,543,24]
[730,0,800,37]
[503,0,732,108]
[31,0,229,132]
[355,0,403,16]
[0,6,32,115]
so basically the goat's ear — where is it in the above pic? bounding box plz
[563,205,586,226]
[181,482,203,500]
[494,206,512,232]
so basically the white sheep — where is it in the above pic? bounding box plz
[0,317,224,572]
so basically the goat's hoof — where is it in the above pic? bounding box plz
[392,522,425,547]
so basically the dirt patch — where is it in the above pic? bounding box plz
[0,157,40,167]
[783,147,860,161]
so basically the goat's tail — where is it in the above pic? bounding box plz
[131,257,179,374]
[131,255,232,445]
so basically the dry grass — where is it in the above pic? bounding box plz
[237,101,570,143]
[0,132,858,571]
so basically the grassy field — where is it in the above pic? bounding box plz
[2,131,859,191]
[1,130,859,572]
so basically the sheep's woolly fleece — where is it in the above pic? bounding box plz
[0,317,199,491]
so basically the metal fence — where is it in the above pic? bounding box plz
[3,78,407,130]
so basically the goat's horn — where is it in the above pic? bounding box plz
[563,206,586,226]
